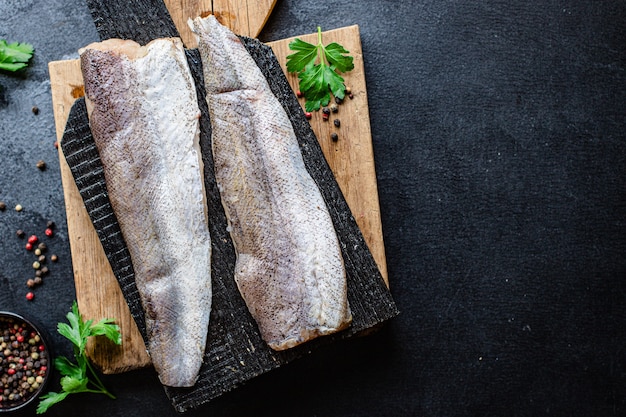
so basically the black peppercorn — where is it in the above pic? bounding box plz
[331,133,339,142]
[333,119,341,127]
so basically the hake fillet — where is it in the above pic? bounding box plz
[79,38,211,387]
[191,16,352,350]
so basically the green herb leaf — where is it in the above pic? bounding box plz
[91,318,122,345]
[60,375,89,393]
[285,38,318,73]
[323,42,354,73]
[37,301,120,413]
[0,40,34,72]
[286,27,354,111]
[54,356,84,379]
[36,391,69,414]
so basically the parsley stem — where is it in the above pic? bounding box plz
[86,360,116,399]
[316,26,328,67]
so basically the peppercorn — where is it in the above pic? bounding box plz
[46,221,55,230]
[37,243,46,252]
[50,254,58,262]
[296,90,303,98]
[330,104,338,113]
[16,230,24,238]
[33,277,42,286]
[322,107,330,115]
[25,243,33,251]
[40,267,49,276]
[333,119,341,127]
[344,87,352,95]
[0,316,49,408]
[348,93,354,99]
[0,201,5,211]
[26,279,36,288]
[304,112,312,120]
[27,235,38,245]
[335,96,343,104]
[44,228,53,237]
[31,106,39,115]
[53,141,59,149]
[38,255,45,263]
[36,160,46,171]
[331,133,339,142]
[15,204,23,212]
[25,292,34,301]
[32,262,40,270]
[34,248,41,256]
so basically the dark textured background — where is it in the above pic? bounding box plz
[1,0,625,416]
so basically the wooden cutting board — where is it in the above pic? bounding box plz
[49,3,387,374]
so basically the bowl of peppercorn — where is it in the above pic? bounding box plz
[0,312,52,413]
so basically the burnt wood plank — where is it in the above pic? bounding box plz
[86,0,179,44]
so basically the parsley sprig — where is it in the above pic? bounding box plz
[0,40,34,72]
[286,27,354,112]
[36,301,121,414]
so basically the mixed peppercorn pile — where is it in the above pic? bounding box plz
[0,316,49,409]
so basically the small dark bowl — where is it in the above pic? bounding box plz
[0,311,53,413]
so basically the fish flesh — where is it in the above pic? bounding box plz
[79,37,211,387]
[191,16,352,350]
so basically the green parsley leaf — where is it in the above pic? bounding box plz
[37,301,120,414]
[36,391,69,414]
[54,356,83,379]
[0,40,34,72]
[91,318,122,345]
[286,27,354,111]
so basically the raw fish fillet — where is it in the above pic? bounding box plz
[191,16,352,350]
[79,37,211,387]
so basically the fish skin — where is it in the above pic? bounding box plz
[80,37,211,387]
[191,16,352,350]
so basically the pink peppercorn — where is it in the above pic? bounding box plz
[44,228,53,237]
[25,292,34,301]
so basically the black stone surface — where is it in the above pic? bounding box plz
[1,0,625,416]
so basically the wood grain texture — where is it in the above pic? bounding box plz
[213,0,277,39]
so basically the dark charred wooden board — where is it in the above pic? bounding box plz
[59,0,399,412]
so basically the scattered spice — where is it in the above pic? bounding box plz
[15,204,23,212]
[331,133,339,142]
[50,255,58,263]
[334,95,343,104]
[32,261,40,270]
[44,228,53,237]
[296,90,303,98]
[25,243,33,251]
[37,243,46,252]
[0,201,5,211]
[26,279,36,288]
[322,107,330,115]
[46,221,55,230]
[330,103,338,113]
[36,160,46,171]
[344,86,352,95]
[27,235,38,245]
[25,292,34,301]
[16,230,24,238]
[31,106,39,115]
[304,112,312,120]
[333,119,341,127]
